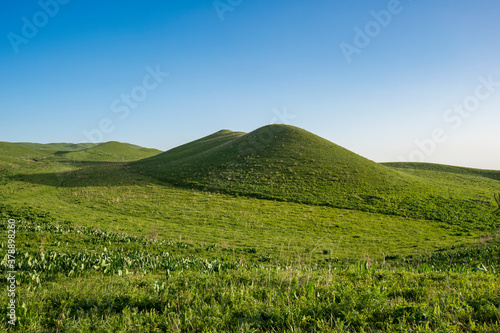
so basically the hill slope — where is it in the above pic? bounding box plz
[12,142,98,152]
[0,142,51,166]
[53,141,162,162]
[156,129,246,162]
[0,142,39,157]
[384,162,500,182]
[132,125,410,206]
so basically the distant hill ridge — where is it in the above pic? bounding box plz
[0,141,161,163]
[383,162,500,182]
[12,142,98,152]
[52,141,162,162]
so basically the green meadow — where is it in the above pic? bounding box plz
[0,125,499,332]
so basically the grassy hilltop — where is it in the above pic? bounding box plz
[1,127,499,332]
[131,125,407,204]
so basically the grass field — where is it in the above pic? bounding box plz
[1,127,499,332]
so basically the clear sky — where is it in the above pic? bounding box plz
[1,0,499,169]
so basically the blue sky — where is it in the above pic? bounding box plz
[1,0,499,169]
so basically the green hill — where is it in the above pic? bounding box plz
[13,141,158,155]
[12,142,98,152]
[0,142,39,157]
[384,162,500,181]
[132,124,410,206]
[131,125,500,229]
[53,141,162,162]
[1,141,161,167]
[0,142,50,166]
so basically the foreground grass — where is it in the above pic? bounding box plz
[1,217,499,332]
[2,253,500,332]
[0,175,489,263]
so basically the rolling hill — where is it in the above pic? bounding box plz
[384,162,500,182]
[131,125,411,205]
[51,141,162,162]
[0,141,50,166]
[12,142,98,153]
[0,141,39,157]
[1,141,162,164]
[131,125,500,228]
